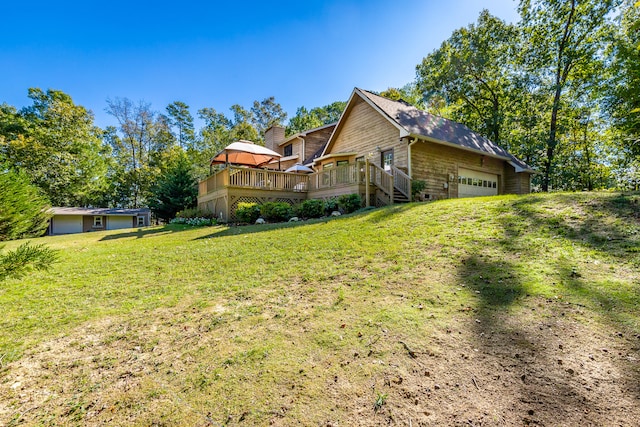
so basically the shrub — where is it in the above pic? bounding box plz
[297,199,325,219]
[235,202,261,224]
[411,180,426,199]
[176,208,216,220]
[338,193,362,214]
[324,197,339,215]
[260,202,294,222]
[169,217,214,226]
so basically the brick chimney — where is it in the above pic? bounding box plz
[264,125,286,153]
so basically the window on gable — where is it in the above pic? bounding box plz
[284,144,293,157]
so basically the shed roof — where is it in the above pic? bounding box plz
[50,207,150,216]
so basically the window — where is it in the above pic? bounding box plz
[492,181,497,188]
[324,162,334,169]
[337,160,349,166]
[381,149,393,171]
[283,144,293,157]
[137,216,145,227]
[93,216,103,227]
[356,156,364,163]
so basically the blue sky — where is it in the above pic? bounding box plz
[1,0,519,129]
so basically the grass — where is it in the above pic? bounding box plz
[1,191,639,425]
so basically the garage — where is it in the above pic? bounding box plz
[106,216,134,230]
[51,215,83,234]
[458,168,499,198]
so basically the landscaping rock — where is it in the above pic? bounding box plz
[289,217,300,222]
[331,211,341,217]
[255,218,265,224]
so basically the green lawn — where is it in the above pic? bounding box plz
[1,192,639,426]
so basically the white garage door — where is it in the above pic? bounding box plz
[52,215,83,234]
[106,216,133,230]
[458,168,498,198]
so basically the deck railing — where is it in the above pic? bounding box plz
[199,163,410,204]
[309,163,363,191]
[199,166,310,196]
[391,166,412,200]
[369,163,394,198]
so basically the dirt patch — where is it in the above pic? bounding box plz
[1,295,639,426]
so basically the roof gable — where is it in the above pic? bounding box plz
[324,88,533,173]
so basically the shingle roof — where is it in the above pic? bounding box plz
[357,89,534,173]
[50,207,150,216]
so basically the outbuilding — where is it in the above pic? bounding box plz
[48,207,151,235]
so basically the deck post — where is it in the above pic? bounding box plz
[390,175,394,205]
[365,159,370,207]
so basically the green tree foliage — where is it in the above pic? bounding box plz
[0,243,57,282]
[287,101,346,135]
[380,83,424,108]
[251,96,288,138]
[416,10,517,144]
[105,97,182,207]
[0,89,108,206]
[166,101,196,150]
[607,0,640,156]
[0,168,51,240]
[229,104,259,143]
[519,0,621,190]
[148,154,198,222]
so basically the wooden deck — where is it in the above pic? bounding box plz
[197,163,411,221]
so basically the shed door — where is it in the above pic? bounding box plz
[458,168,498,198]
[52,215,83,234]
[106,216,133,230]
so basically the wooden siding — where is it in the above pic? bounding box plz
[503,166,532,195]
[304,126,334,161]
[265,126,286,152]
[328,97,406,169]
[411,141,505,200]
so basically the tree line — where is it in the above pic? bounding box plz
[0,90,344,212]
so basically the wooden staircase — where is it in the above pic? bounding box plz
[367,162,412,206]
[393,188,410,203]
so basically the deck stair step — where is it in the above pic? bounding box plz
[393,188,410,203]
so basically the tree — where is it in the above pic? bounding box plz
[197,107,232,178]
[0,168,51,240]
[287,101,347,135]
[416,10,518,144]
[148,154,198,222]
[0,243,57,282]
[287,106,324,135]
[229,104,259,142]
[250,96,287,138]
[519,0,621,191]
[380,83,424,107]
[166,101,196,150]
[105,97,178,207]
[0,89,108,206]
[607,0,640,156]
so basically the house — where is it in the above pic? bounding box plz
[263,122,336,170]
[197,87,533,221]
[314,88,534,201]
[48,207,151,235]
